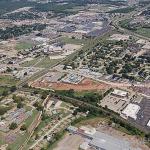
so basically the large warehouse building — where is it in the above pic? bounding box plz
[67,126,134,150]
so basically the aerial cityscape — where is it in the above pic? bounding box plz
[0,0,150,150]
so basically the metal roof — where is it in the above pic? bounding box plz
[89,131,131,150]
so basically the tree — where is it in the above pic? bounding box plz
[0,106,10,115]
[6,67,12,72]
[24,72,27,76]
[17,102,24,108]
[34,102,44,111]
[2,90,8,96]
[41,91,48,99]
[13,95,25,103]
[20,124,27,131]
[9,122,18,130]
[10,86,17,92]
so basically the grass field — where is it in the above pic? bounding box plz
[21,57,61,68]
[35,57,61,68]
[0,75,19,86]
[24,109,39,128]
[20,57,40,67]
[119,19,150,38]
[16,42,33,51]
[136,28,150,38]
[108,6,135,13]
[61,37,89,45]
[74,90,104,97]
[75,116,108,127]
[0,86,10,95]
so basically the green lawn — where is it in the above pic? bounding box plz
[16,42,33,51]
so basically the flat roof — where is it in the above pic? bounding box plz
[80,126,96,135]
[122,103,140,120]
[147,120,150,127]
[112,89,128,97]
[89,131,131,150]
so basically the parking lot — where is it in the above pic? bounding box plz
[129,97,150,131]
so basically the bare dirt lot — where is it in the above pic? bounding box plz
[31,78,110,91]
[53,133,84,150]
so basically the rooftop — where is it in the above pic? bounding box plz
[89,131,131,150]
[112,89,128,97]
[122,103,140,120]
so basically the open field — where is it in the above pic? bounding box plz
[31,78,110,91]
[53,133,84,150]
[15,42,33,51]
[0,86,10,95]
[20,57,40,67]
[61,37,89,45]
[21,57,61,68]
[136,28,150,38]
[34,57,61,68]
[0,75,19,86]
[75,117,108,128]
[24,109,39,128]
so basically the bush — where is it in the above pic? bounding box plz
[20,124,27,131]
[9,122,18,130]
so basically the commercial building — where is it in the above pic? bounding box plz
[61,73,84,84]
[79,142,90,150]
[67,126,132,150]
[111,89,128,97]
[122,103,140,120]
[89,132,131,150]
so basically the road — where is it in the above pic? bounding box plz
[112,4,150,41]
[29,114,72,149]
[53,67,150,88]
[16,58,64,88]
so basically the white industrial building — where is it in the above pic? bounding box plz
[111,89,128,97]
[147,120,150,127]
[67,126,133,150]
[122,103,140,120]
[80,142,90,150]
[80,126,96,135]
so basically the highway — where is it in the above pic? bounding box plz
[112,4,150,41]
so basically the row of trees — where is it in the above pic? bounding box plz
[55,91,149,140]
[0,23,46,40]
[56,89,105,105]
[0,11,40,20]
